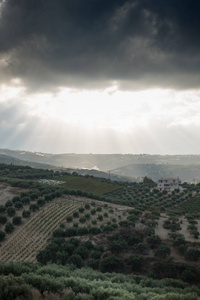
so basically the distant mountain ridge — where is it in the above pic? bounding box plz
[1,149,200,182]
[0,153,54,170]
[111,163,200,182]
[1,149,200,168]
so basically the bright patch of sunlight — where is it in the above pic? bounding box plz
[26,86,196,131]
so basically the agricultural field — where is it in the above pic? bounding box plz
[36,202,200,269]
[0,195,133,262]
[107,182,200,211]
[0,196,81,262]
[55,174,122,195]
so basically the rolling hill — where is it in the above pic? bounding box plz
[1,149,200,182]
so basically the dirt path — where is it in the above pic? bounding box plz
[0,183,19,205]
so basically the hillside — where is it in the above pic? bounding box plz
[0,153,54,170]
[111,163,200,182]
[0,164,200,299]
[2,149,200,182]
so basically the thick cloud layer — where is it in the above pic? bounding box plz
[0,0,200,91]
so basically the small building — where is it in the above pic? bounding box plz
[157,177,181,191]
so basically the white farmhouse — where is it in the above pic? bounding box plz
[157,177,181,191]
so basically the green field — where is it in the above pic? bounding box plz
[56,175,122,195]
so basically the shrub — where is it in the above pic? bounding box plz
[89,227,101,234]
[91,251,101,259]
[66,216,73,223]
[0,214,7,225]
[87,258,99,270]
[12,196,21,203]
[129,255,145,271]
[5,222,14,233]
[170,223,181,231]
[73,211,79,218]
[12,216,22,225]
[69,254,84,268]
[76,247,90,259]
[65,228,77,237]
[102,225,114,233]
[0,206,6,213]
[133,243,149,255]
[29,204,39,211]
[78,207,85,213]
[22,210,31,218]
[100,255,123,273]
[69,238,80,247]
[65,243,76,256]
[154,245,171,258]
[110,239,127,253]
[77,227,89,235]
[119,220,134,227]
[79,217,86,223]
[0,230,5,241]
[96,245,104,252]
[21,197,30,204]
[14,201,23,209]
[20,191,29,198]
[5,200,12,208]
[30,193,38,200]
[6,207,15,217]
[82,240,94,250]
[85,213,90,220]
[147,235,161,249]
[37,199,45,206]
[185,248,200,261]
[85,203,90,210]
[91,209,96,215]
[56,251,69,265]
[181,265,200,284]
[97,215,103,221]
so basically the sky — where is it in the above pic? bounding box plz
[0,0,200,154]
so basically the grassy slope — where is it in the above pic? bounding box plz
[56,175,122,195]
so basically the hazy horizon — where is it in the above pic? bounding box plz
[1,1,200,155]
[2,147,200,156]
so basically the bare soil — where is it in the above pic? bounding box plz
[0,183,19,205]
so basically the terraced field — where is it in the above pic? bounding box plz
[0,196,82,262]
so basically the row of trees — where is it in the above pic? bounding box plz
[0,262,200,299]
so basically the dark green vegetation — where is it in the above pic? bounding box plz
[0,262,200,299]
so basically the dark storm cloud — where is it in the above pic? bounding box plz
[0,0,200,91]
